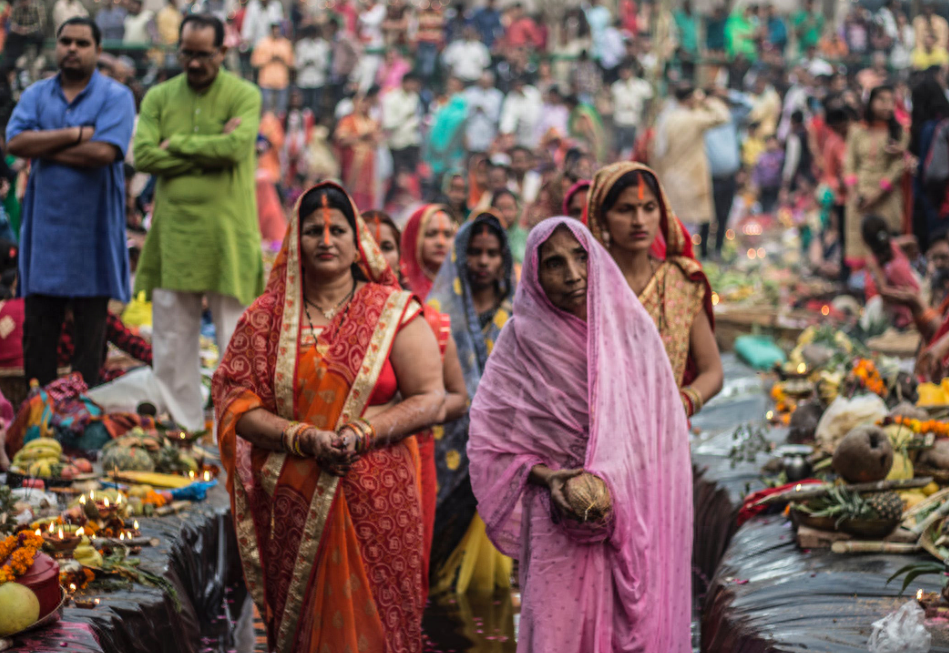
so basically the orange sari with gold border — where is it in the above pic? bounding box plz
[213,182,425,653]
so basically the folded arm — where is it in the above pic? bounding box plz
[46,140,122,167]
[165,88,261,168]
[133,91,198,177]
[8,126,86,159]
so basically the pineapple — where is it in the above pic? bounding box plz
[863,491,903,522]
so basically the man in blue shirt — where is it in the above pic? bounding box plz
[6,16,135,387]
[703,85,753,260]
[471,0,502,48]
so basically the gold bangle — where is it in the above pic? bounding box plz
[683,386,704,415]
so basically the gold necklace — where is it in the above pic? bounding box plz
[305,280,356,321]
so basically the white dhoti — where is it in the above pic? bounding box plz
[151,289,245,430]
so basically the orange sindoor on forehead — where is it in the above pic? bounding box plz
[637,174,645,201]
[321,194,331,246]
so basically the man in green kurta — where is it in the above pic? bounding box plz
[133,13,263,430]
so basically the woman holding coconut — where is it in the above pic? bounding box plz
[467,217,693,652]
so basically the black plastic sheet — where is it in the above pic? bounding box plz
[5,484,245,653]
[702,515,949,652]
[692,358,949,652]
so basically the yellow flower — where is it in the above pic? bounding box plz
[445,449,461,470]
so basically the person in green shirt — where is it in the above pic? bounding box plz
[792,0,824,51]
[674,1,699,57]
[726,6,759,61]
[133,13,263,430]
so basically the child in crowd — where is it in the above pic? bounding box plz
[752,135,785,214]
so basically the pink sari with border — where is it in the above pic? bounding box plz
[467,217,692,652]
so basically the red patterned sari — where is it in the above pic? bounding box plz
[212,182,425,653]
[587,162,714,387]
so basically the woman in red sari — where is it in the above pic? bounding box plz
[212,182,446,653]
[587,161,723,415]
[400,204,457,299]
[363,209,468,599]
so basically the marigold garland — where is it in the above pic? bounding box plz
[853,359,886,397]
[891,415,949,438]
[0,532,43,584]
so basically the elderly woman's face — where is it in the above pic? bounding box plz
[538,226,588,322]
[605,180,661,254]
[300,207,358,278]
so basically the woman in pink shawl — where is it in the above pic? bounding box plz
[468,217,692,652]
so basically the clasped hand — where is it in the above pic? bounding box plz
[300,427,359,477]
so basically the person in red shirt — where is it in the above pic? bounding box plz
[820,104,853,281]
[505,3,542,50]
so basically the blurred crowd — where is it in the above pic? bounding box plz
[0,0,948,297]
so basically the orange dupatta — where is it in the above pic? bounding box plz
[213,181,425,653]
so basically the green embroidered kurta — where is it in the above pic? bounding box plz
[133,71,264,306]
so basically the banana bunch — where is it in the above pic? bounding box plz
[817,371,843,405]
[73,544,102,568]
[11,438,63,477]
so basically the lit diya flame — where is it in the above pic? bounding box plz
[133,520,139,530]
[79,494,87,505]
[115,494,122,504]
[69,583,77,592]
[103,498,110,508]
[203,471,211,482]
[89,491,95,501]
[189,471,195,479]
[48,522,55,533]
[797,363,807,374]
[76,527,85,536]
[918,589,924,601]
[766,410,774,421]
[119,532,125,541]
[58,527,64,540]
[34,528,41,536]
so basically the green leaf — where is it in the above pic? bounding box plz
[886,562,947,596]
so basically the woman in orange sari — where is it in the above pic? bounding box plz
[587,161,723,415]
[334,95,382,211]
[212,181,446,653]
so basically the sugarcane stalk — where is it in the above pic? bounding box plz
[903,488,949,521]
[910,499,949,536]
[155,500,191,516]
[752,478,934,508]
[831,541,921,554]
